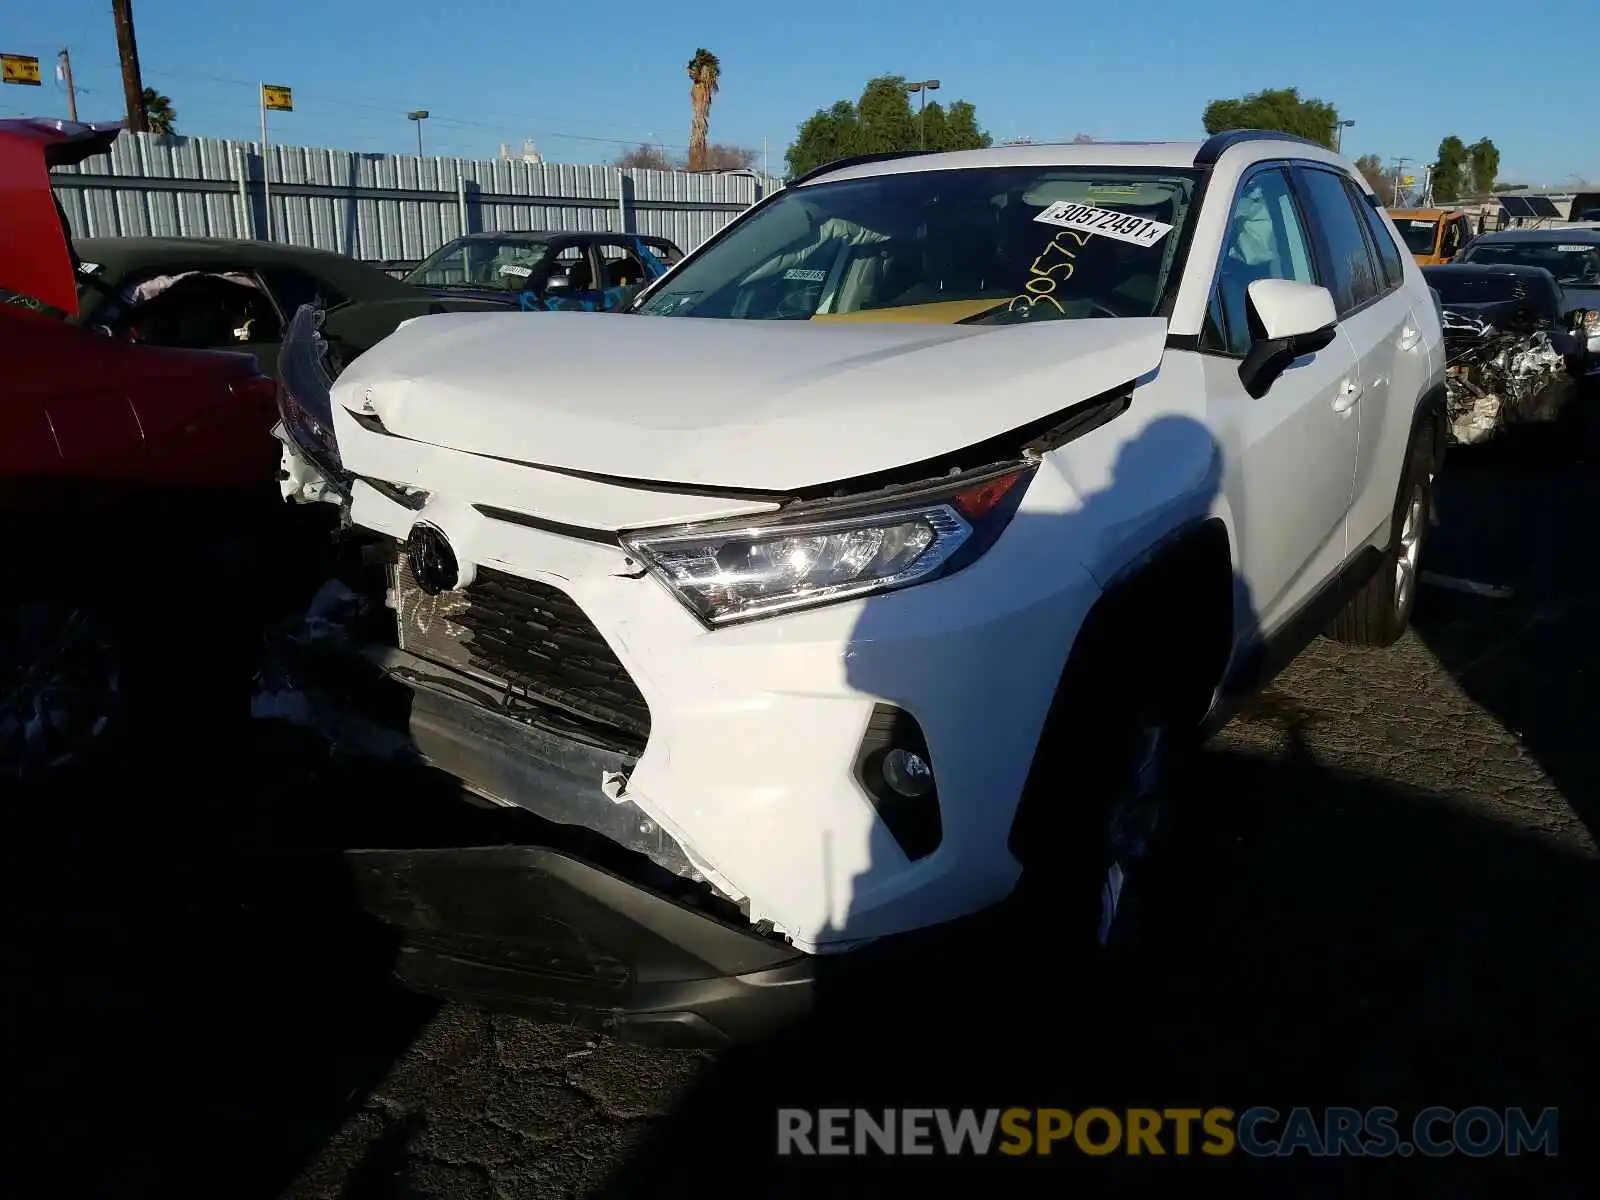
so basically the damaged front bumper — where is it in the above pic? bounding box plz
[261,610,818,1046]
[347,844,817,1046]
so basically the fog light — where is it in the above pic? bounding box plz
[853,705,942,861]
[882,748,934,798]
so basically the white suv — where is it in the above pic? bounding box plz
[275,130,1447,1044]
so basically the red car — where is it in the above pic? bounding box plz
[2,118,282,783]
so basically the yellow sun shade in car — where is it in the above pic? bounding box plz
[809,298,1007,324]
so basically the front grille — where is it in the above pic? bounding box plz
[392,560,651,751]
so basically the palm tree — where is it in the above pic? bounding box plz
[141,88,177,135]
[685,49,720,173]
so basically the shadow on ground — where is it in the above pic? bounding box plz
[594,736,1599,1195]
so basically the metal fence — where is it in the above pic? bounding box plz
[50,131,781,265]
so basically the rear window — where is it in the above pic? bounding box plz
[1459,240,1600,287]
[1424,272,1528,305]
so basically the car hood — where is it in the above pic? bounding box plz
[330,310,1170,491]
[0,118,121,318]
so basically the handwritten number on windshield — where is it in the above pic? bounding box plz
[1009,228,1090,315]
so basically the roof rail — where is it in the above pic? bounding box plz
[786,149,937,187]
[1194,129,1331,166]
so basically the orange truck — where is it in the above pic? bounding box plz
[1386,208,1476,265]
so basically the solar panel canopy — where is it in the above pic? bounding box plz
[1526,196,1561,218]
[1498,196,1534,216]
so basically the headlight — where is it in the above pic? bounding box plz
[623,464,1037,626]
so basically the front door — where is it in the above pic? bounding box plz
[1199,164,1360,632]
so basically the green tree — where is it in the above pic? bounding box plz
[784,76,990,177]
[1201,87,1339,149]
[1432,135,1468,203]
[1467,137,1500,196]
[939,100,989,152]
[785,100,861,178]
[141,87,176,135]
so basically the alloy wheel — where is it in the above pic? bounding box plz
[1394,482,1428,617]
[1098,718,1170,948]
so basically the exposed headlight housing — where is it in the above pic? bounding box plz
[622,464,1036,627]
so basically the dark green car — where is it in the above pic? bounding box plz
[71,236,507,379]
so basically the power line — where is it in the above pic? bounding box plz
[121,63,697,151]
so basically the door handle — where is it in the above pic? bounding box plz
[1399,325,1421,351]
[1332,379,1362,413]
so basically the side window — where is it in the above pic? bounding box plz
[260,268,345,318]
[1440,216,1466,259]
[122,272,283,347]
[596,242,651,288]
[1352,185,1406,289]
[1296,168,1384,315]
[548,245,592,290]
[1203,168,1318,356]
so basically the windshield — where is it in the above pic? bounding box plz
[1425,272,1530,306]
[633,166,1200,325]
[404,237,552,290]
[1460,241,1600,287]
[1390,217,1441,256]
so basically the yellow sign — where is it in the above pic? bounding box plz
[262,84,293,111]
[1401,176,1416,185]
[1,53,43,86]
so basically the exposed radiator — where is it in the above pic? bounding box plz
[392,559,651,753]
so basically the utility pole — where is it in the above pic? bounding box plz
[58,48,77,122]
[110,0,147,132]
[1392,157,1413,206]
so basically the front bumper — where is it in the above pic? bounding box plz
[336,465,1100,954]
[347,843,817,1047]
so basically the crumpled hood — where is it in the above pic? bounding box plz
[0,118,120,318]
[333,310,1169,491]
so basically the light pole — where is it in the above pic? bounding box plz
[1334,119,1354,154]
[905,79,941,150]
[407,109,429,157]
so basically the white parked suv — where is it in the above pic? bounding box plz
[273,130,1447,1045]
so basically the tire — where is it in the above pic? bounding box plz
[1326,435,1434,648]
[1014,640,1197,953]
[0,598,128,787]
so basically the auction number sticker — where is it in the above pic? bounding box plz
[784,268,827,282]
[500,263,534,278]
[1033,201,1173,248]
[1557,244,1593,252]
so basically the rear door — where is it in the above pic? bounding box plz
[1293,165,1420,551]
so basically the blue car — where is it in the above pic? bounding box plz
[401,231,683,313]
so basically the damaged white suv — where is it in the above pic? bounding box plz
[274,130,1446,1045]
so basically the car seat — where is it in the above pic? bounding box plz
[562,257,594,292]
[604,256,641,288]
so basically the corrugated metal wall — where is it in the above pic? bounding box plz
[50,132,781,264]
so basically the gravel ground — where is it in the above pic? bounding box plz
[3,440,1597,1198]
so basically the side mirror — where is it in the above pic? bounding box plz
[1238,279,1339,399]
[543,273,573,295]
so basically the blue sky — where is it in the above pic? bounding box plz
[2,0,1593,184]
